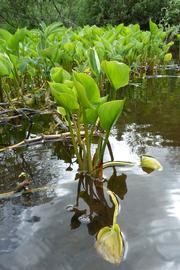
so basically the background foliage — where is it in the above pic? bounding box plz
[0,0,179,30]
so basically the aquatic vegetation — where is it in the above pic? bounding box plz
[0,21,174,106]
[50,61,129,174]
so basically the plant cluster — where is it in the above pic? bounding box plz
[0,21,174,104]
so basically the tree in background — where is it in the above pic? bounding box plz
[0,0,179,31]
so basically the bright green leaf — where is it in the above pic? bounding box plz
[101,60,130,90]
[74,80,93,109]
[88,47,101,76]
[98,100,124,131]
[73,72,100,103]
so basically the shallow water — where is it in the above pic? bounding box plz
[0,74,180,270]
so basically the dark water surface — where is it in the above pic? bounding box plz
[0,73,180,270]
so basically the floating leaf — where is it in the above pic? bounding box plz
[140,155,163,171]
[95,224,123,264]
[98,100,124,131]
[101,60,130,90]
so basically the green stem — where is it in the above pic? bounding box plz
[100,130,110,162]
[66,111,83,170]
[83,109,92,172]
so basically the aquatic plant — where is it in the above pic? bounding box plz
[50,60,130,175]
[0,21,174,106]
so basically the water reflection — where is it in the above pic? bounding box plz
[68,171,127,264]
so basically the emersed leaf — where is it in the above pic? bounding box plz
[149,19,158,34]
[73,72,100,104]
[0,28,12,41]
[0,53,13,77]
[50,67,71,83]
[74,80,94,109]
[49,82,79,111]
[88,47,101,76]
[85,107,98,125]
[140,155,163,171]
[101,60,130,90]
[164,53,172,62]
[98,100,124,131]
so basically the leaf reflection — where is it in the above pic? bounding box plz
[69,172,125,264]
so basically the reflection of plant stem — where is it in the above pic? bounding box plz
[108,191,119,226]
[107,140,114,161]
[66,111,83,169]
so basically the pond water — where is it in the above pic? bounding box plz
[0,70,180,270]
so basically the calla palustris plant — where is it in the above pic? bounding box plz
[50,61,128,174]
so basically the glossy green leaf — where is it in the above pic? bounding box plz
[98,100,124,131]
[85,107,98,125]
[0,53,13,77]
[0,29,12,41]
[50,67,71,83]
[49,82,79,111]
[149,19,158,34]
[101,60,130,90]
[74,80,93,109]
[73,72,100,103]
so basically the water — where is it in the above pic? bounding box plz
[0,73,180,270]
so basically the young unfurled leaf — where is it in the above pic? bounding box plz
[140,155,163,171]
[98,100,124,131]
[88,47,101,76]
[101,60,130,90]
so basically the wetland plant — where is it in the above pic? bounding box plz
[50,60,130,176]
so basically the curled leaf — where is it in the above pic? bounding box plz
[95,224,123,264]
[140,155,163,171]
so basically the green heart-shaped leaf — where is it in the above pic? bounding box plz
[74,72,100,103]
[98,100,124,131]
[101,60,130,90]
